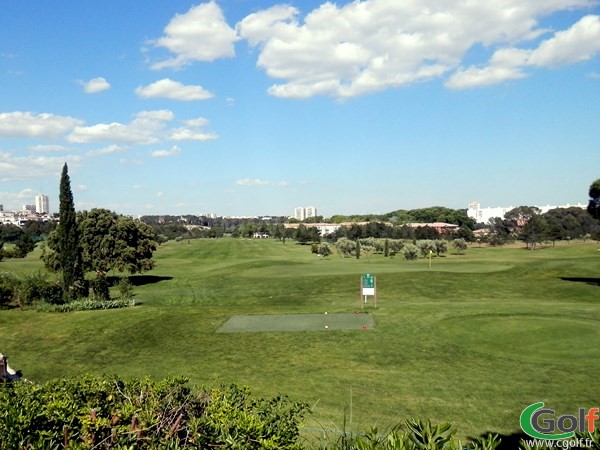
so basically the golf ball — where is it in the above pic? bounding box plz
[325,326,329,329]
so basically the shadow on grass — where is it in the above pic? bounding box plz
[561,277,600,287]
[107,275,173,286]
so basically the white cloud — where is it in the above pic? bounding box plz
[169,116,217,141]
[169,128,218,141]
[184,117,209,127]
[445,65,527,89]
[68,110,174,144]
[0,188,36,210]
[0,151,81,182]
[80,77,111,93]
[236,178,289,187]
[233,0,597,97]
[528,15,600,67]
[28,144,73,153]
[75,184,88,192]
[135,78,213,100]
[0,112,82,138]
[446,15,600,89]
[150,145,181,157]
[151,2,238,69]
[87,144,128,156]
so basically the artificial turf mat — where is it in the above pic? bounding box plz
[217,312,374,333]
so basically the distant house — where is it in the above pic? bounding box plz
[405,222,459,234]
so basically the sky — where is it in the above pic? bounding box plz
[1,0,599,218]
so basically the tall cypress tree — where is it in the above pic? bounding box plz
[59,163,84,299]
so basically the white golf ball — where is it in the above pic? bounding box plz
[325,325,329,329]
[325,312,328,314]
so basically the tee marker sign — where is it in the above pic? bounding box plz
[360,273,377,308]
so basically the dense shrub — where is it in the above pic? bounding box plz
[19,272,64,305]
[36,297,135,312]
[0,375,308,449]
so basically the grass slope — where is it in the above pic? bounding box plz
[0,239,599,439]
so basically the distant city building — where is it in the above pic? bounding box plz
[22,204,36,214]
[35,195,49,214]
[468,201,587,224]
[0,204,3,212]
[294,206,317,221]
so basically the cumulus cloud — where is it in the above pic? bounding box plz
[169,116,217,141]
[446,15,600,89]
[169,128,218,141]
[68,110,174,144]
[0,151,81,182]
[28,144,73,153]
[151,1,238,69]
[0,112,82,138]
[234,0,597,96]
[135,78,213,100]
[150,145,181,157]
[87,144,128,156]
[79,77,111,93]
[236,178,289,187]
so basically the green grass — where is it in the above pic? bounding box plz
[0,239,599,439]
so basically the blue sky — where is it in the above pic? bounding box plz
[1,0,599,217]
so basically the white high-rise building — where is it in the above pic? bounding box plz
[35,195,49,214]
[468,201,586,224]
[294,206,318,221]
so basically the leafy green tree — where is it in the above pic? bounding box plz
[78,209,157,275]
[452,238,468,254]
[14,233,36,258]
[0,224,23,243]
[504,206,541,231]
[334,237,356,257]
[417,240,436,257]
[434,239,448,256]
[384,239,389,257]
[519,214,548,249]
[355,239,361,259]
[402,244,419,261]
[57,163,85,299]
[317,243,332,257]
[588,178,600,221]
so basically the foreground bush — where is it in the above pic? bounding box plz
[1,375,598,449]
[0,375,308,449]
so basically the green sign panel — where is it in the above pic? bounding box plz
[362,273,374,288]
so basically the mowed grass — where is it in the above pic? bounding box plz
[0,239,599,439]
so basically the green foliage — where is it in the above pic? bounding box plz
[452,238,468,254]
[402,244,419,261]
[327,420,503,450]
[89,274,110,301]
[58,163,85,299]
[433,240,447,256]
[0,375,308,449]
[335,237,356,258]
[13,233,36,258]
[355,239,361,259]
[78,209,158,275]
[318,243,333,258]
[0,271,64,307]
[588,178,600,221]
[417,240,436,258]
[116,277,134,300]
[36,297,135,312]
